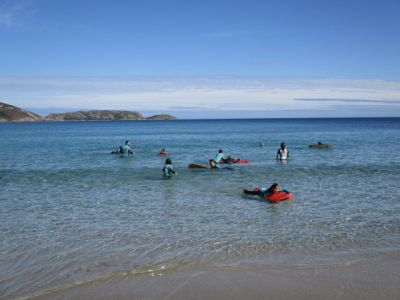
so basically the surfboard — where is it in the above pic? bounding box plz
[188,163,209,169]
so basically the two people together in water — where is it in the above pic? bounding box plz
[209,149,242,168]
[111,140,134,157]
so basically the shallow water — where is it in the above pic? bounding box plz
[1,118,400,299]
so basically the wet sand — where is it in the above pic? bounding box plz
[32,256,400,300]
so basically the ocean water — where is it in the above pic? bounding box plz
[1,118,400,299]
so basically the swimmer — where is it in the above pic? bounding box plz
[111,140,133,155]
[243,183,286,197]
[276,142,289,160]
[163,158,177,177]
[122,140,133,157]
[209,159,219,169]
[223,155,240,164]
[159,148,168,156]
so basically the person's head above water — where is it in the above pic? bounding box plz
[125,140,130,145]
[209,159,217,168]
[269,183,280,193]
[280,143,286,149]
[218,149,224,153]
[165,158,172,165]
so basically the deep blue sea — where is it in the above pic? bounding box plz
[1,118,400,299]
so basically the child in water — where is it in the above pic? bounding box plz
[215,149,225,164]
[243,183,286,197]
[122,140,133,157]
[163,158,177,177]
[111,140,134,156]
[159,148,168,156]
[276,143,289,160]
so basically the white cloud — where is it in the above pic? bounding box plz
[1,76,400,117]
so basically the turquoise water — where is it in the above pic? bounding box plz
[1,118,400,299]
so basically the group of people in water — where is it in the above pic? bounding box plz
[110,139,331,202]
[111,140,297,201]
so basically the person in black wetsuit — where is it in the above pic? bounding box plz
[243,183,281,197]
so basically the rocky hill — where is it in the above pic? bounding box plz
[146,114,177,120]
[0,102,43,122]
[0,102,176,122]
[45,110,145,121]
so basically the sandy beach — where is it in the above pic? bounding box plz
[32,253,400,300]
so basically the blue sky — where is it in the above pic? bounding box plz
[0,0,400,118]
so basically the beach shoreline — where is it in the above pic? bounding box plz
[31,253,400,300]
[2,118,399,300]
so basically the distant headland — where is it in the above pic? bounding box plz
[0,102,176,122]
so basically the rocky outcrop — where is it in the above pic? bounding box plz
[45,110,145,121]
[0,102,43,122]
[0,102,177,122]
[146,114,177,120]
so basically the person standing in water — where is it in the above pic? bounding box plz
[163,158,177,177]
[122,140,133,157]
[215,149,225,164]
[276,142,289,160]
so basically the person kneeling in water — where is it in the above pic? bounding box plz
[163,158,177,177]
[243,183,288,197]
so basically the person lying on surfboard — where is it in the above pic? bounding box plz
[223,155,240,164]
[243,183,282,197]
[243,183,294,202]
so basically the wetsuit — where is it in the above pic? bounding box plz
[277,148,289,160]
[244,187,268,196]
[215,153,225,164]
[123,144,132,157]
[163,164,176,177]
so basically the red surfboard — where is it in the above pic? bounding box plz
[265,192,295,202]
